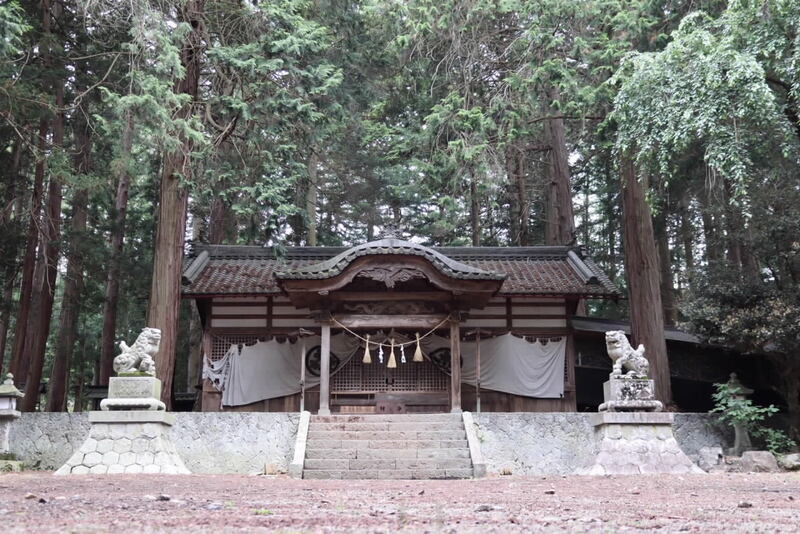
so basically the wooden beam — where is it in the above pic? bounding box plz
[333,314,449,329]
[327,291,451,302]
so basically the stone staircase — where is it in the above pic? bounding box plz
[302,413,475,479]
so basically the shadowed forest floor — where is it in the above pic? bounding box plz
[0,472,798,532]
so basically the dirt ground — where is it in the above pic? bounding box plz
[0,472,798,533]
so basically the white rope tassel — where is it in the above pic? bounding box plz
[413,332,424,362]
[363,334,372,364]
[387,338,397,368]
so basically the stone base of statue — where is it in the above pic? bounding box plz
[577,412,704,475]
[598,375,663,412]
[100,376,166,411]
[55,377,189,475]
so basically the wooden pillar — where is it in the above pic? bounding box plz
[319,322,331,415]
[299,339,306,413]
[450,318,462,413]
[475,330,481,414]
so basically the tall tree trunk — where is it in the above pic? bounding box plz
[506,146,528,246]
[621,157,672,404]
[305,149,318,246]
[652,209,676,325]
[469,169,480,246]
[148,0,204,409]
[700,178,722,263]
[543,89,576,246]
[47,114,92,412]
[0,137,24,372]
[22,70,65,412]
[99,111,134,386]
[679,193,694,273]
[8,121,48,384]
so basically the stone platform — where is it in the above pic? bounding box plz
[55,411,189,475]
[578,412,704,475]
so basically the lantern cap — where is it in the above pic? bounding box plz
[0,374,23,397]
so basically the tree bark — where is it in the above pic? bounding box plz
[22,69,65,412]
[99,111,134,386]
[8,120,48,384]
[506,145,528,246]
[305,149,318,246]
[679,193,694,273]
[148,0,204,409]
[0,137,24,373]
[621,157,673,404]
[469,169,480,246]
[47,114,92,412]
[652,209,676,325]
[700,179,722,263]
[543,89,576,246]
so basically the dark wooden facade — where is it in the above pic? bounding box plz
[182,239,619,413]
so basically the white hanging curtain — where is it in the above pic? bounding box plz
[461,334,566,398]
[203,331,565,406]
[203,334,360,407]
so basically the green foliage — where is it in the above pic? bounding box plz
[711,381,796,454]
[611,10,796,191]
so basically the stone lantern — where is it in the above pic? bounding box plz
[0,373,23,455]
[727,372,754,456]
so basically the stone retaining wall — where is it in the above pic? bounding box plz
[9,412,729,475]
[10,412,299,474]
[473,413,732,475]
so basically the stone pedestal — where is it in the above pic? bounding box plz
[578,412,704,475]
[56,377,189,475]
[0,409,21,455]
[599,376,663,412]
[100,376,165,411]
[55,411,189,475]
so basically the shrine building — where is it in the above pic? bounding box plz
[181,237,620,414]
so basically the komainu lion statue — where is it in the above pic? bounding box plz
[113,327,161,376]
[605,330,649,378]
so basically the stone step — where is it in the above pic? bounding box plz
[311,414,461,423]
[305,439,470,451]
[307,430,466,441]
[303,457,473,471]
[305,446,470,460]
[303,468,473,480]
[311,422,466,432]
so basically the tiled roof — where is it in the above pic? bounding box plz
[182,243,620,298]
[275,238,505,281]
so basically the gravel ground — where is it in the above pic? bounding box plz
[0,472,798,533]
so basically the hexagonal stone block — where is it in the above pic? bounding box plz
[102,451,120,465]
[82,437,98,452]
[107,464,125,474]
[91,424,110,439]
[154,452,170,467]
[119,452,137,465]
[113,438,132,453]
[96,439,114,454]
[142,424,161,438]
[84,452,102,467]
[90,464,108,474]
[71,465,90,475]
[124,464,143,474]
[131,438,150,453]
[136,452,154,465]
[142,464,161,474]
